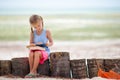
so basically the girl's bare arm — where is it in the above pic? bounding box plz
[29,32,35,45]
[46,30,53,47]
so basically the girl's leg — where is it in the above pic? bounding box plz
[30,51,42,74]
[29,51,34,72]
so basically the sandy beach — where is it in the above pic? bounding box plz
[0,39,120,60]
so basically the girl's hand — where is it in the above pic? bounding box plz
[36,42,42,45]
[30,43,35,46]
[46,42,49,47]
[26,43,35,48]
[46,43,48,47]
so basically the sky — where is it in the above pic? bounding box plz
[0,0,120,14]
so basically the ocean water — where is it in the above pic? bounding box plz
[0,8,120,15]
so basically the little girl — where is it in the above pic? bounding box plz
[25,15,53,78]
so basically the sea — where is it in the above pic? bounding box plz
[0,8,120,15]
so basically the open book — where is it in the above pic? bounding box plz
[26,45,45,50]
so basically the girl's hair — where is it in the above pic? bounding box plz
[29,15,44,33]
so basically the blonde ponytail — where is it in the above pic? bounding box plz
[31,27,33,33]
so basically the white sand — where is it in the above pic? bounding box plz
[0,39,120,60]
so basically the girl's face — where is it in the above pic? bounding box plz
[31,20,43,31]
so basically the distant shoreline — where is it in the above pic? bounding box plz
[0,8,120,15]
